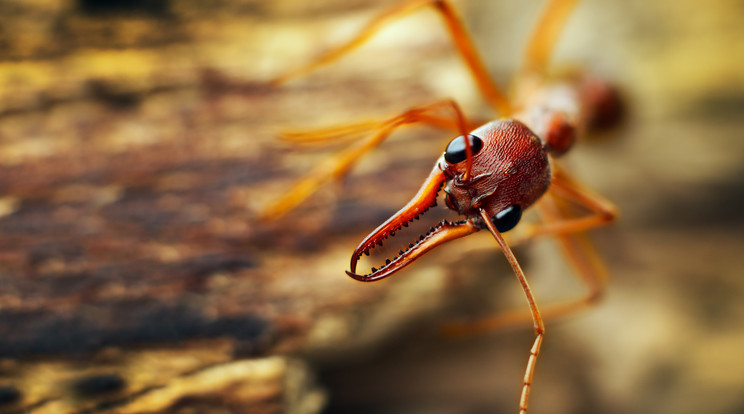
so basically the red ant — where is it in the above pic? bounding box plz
[260,0,622,412]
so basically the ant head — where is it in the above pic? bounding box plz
[346,119,552,281]
[439,120,551,227]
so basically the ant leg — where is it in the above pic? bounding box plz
[257,99,470,220]
[272,0,511,115]
[479,209,544,414]
[280,120,386,145]
[522,164,618,239]
[442,168,613,334]
[279,111,484,145]
[523,0,582,73]
[535,192,610,310]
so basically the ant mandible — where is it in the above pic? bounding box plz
[260,0,623,412]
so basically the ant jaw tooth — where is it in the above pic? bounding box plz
[385,259,391,265]
[371,267,377,272]
[364,251,370,256]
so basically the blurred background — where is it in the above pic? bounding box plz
[0,0,742,413]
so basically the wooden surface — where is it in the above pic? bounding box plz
[0,341,324,414]
[0,1,502,412]
[1,0,744,413]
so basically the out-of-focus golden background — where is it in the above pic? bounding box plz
[0,0,742,413]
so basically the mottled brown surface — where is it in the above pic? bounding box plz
[0,341,324,414]
[0,0,496,412]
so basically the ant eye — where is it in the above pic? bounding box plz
[492,205,522,232]
[444,134,483,164]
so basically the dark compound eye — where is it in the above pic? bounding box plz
[444,134,483,164]
[492,205,522,233]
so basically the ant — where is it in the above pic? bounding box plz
[260,0,623,412]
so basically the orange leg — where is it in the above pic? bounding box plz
[478,208,544,414]
[442,168,614,334]
[257,99,470,220]
[523,0,582,74]
[279,120,384,145]
[272,0,511,115]
[537,190,610,307]
[279,112,485,145]
[524,164,618,239]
